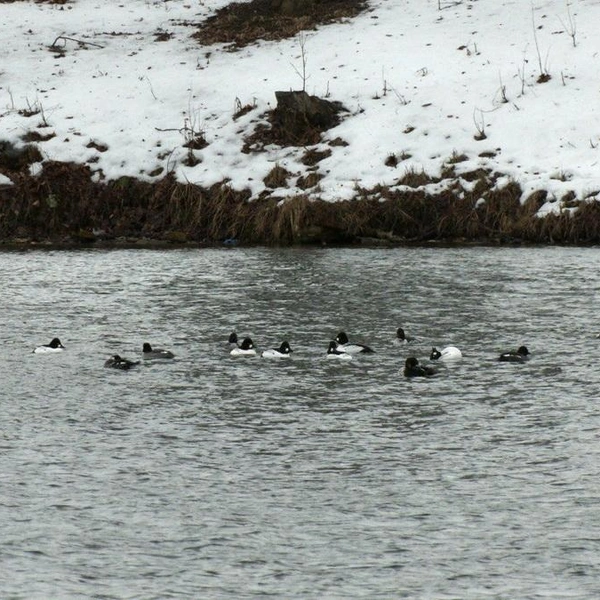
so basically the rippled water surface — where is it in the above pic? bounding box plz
[2,246,600,599]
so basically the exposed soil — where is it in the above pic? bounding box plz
[194,0,368,49]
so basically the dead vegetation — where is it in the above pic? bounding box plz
[194,0,368,49]
[1,152,599,247]
[2,0,598,246]
[243,90,346,149]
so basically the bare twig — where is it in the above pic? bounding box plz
[516,56,528,96]
[531,6,551,82]
[49,35,104,50]
[291,33,310,92]
[559,0,577,47]
[438,0,463,9]
[473,108,487,140]
[144,76,157,100]
[498,72,509,104]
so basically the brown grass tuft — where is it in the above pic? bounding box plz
[3,159,600,247]
[297,172,322,190]
[194,0,367,49]
[398,167,437,188]
[264,164,291,188]
[302,148,331,166]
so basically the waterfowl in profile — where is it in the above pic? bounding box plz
[430,346,462,361]
[326,340,353,360]
[104,355,140,370]
[498,346,530,362]
[33,337,65,354]
[403,357,436,377]
[230,337,257,357]
[396,327,414,344]
[262,341,293,359]
[335,331,374,354]
[142,342,175,359]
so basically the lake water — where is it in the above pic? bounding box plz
[1,246,600,599]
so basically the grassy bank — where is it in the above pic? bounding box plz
[2,158,599,247]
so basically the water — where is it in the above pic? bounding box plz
[1,246,600,599]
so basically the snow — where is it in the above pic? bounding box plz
[2,0,600,212]
[0,173,13,186]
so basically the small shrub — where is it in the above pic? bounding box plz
[398,167,435,188]
[233,97,256,120]
[384,154,398,168]
[447,151,468,164]
[0,142,43,171]
[154,30,172,42]
[263,164,290,188]
[22,130,56,143]
[182,133,208,150]
[86,140,109,152]
[183,149,201,167]
[328,137,348,147]
[301,147,331,166]
[297,172,322,189]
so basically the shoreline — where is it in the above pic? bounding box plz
[0,238,564,251]
[2,159,600,248]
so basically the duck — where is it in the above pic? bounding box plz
[262,341,293,359]
[33,337,65,354]
[396,327,414,344]
[498,346,530,362]
[226,331,239,351]
[430,346,462,361]
[334,331,374,354]
[404,357,436,377]
[326,340,353,360]
[104,355,140,370]
[230,337,257,357]
[142,342,175,359]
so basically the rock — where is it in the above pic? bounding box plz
[273,90,345,145]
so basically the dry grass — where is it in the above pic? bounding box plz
[4,1,597,245]
[302,148,331,166]
[263,164,291,189]
[2,150,600,246]
[194,0,368,49]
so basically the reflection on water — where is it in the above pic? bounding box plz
[1,246,600,599]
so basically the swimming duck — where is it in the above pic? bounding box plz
[33,337,65,354]
[226,331,239,351]
[403,357,436,377]
[396,328,414,344]
[335,331,374,354]
[498,346,530,362]
[104,355,140,370]
[430,346,462,361]
[142,342,175,359]
[262,341,293,359]
[326,340,353,360]
[230,337,257,357]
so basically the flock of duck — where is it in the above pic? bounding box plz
[33,328,530,377]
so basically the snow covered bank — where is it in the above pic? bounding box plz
[2,0,600,241]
